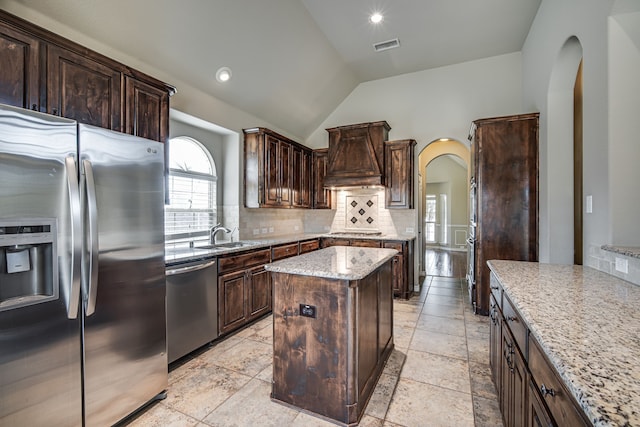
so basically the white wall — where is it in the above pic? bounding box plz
[521,0,640,267]
[306,53,524,151]
[609,11,640,246]
[305,53,524,281]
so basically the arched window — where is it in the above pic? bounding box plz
[165,136,217,241]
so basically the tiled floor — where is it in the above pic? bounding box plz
[126,277,503,427]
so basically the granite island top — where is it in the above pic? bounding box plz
[265,246,397,281]
[487,260,640,427]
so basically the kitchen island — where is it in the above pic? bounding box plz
[487,260,640,426]
[265,246,397,426]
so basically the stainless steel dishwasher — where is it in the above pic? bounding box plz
[166,258,218,363]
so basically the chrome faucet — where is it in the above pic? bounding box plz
[209,223,232,245]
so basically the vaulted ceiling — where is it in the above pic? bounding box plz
[1,0,541,137]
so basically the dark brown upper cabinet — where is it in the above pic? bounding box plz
[324,121,390,187]
[385,139,415,209]
[124,76,170,143]
[0,10,173,143]
[0,22,40,110]
[244,127,313,209]
[47,44,122,130]
[312,148,332,209]
[292,145,312,208]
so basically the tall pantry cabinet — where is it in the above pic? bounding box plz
[468,113,539,315]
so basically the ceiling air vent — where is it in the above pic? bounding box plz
[373,38,400,52]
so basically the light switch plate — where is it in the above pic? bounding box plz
[586,195,593,213]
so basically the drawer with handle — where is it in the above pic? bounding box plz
[272,243,299,260]
[528,335,590,427]
[490,272,502,309]
[502,293,527,357]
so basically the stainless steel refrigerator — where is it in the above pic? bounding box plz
[0,104,167,426]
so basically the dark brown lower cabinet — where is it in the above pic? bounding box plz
[489,294,502,399]
[501,324,527,427]
[528,378,554,427]
[247,266,271,318]
[489,272,591,427]
[217,248,271,336]
[320,237,414,299]
[271,259,393,426]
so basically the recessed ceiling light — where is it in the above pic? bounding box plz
[216,67,232,83]
[370,12,383,24]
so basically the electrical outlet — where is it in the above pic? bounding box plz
[294,225,299,231]
[268,227,274,233]
[406,227,414,233]
[323,225,330,231]
[252,228,259,236]
[299,304,316,318]
[615,257,628,274]
[261,228,268,234]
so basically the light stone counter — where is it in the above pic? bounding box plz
[602,245,640,259]
[487,260,640,427]
[265,246,397,281]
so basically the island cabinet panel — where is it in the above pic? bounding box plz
[272,274,350,423]
[0,23,40,110]
[271,259,394,426]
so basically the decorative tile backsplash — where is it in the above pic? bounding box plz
[345,193,379,231]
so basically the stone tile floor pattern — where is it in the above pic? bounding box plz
[126,277,503,427]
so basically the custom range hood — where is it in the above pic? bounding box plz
[323,121,390,188]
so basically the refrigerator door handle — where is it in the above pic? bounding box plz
[65,156,82,319]
[82,159,100,316]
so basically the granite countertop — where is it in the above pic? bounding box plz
[602,245,640,259]
[487,260,640,427]
[323,232,417,241]
[165,232,416,265]
[265,246,397,280]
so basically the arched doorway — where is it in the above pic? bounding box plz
[543,36,583,264]
[418,139,470,280]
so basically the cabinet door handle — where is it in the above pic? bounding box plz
[491,285,499,290]
[506,315,518,322]
[52,108,58,116]
[540,384,556,397]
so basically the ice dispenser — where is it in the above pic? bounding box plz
[0,219,58,311]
